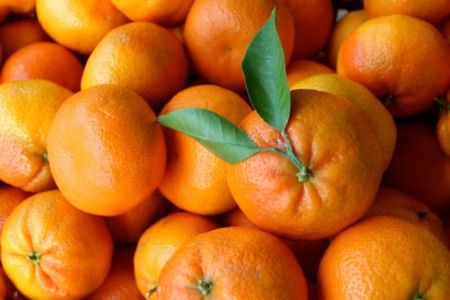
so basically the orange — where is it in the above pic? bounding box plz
[0,0,34,14]
[81,22,188,110]
[0,19,49,58]
[158,227,308,299]
[134,212,218,299]
[440,16,450,43]
[384,122,450,212]
[1,42,83,92]
[223,208,329,280]
[287,60,333,88]
[227,89,383,240]
[87,247,141,300]
[36,0,128,54]
[47,85,166,216]
[366,187,448,245]
[111,0,194,26]
[318,216,450,298]
[106,189,168,244]
[1,190,113,299]
[327,10,367,68]
[437,91,450,156]
[295,74,396,170]
[0,186,29,236]
[0,8,8,22]
[280,0,333,59]
[0,266,21,300]
[159,85,252,215]
[0,80,72,192]
[338,15,450,116]
[184,0,295,91]
[364,0,450,24]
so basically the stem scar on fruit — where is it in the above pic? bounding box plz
[157,9,312,183]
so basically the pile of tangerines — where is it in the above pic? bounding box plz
[0,0,449,299]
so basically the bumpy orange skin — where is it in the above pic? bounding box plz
[1,190,113,299]
[184,0,295,91]
[295,74,396,170]
[134,212,218,300]
[47,85,166,216]
[287,60,333,88]
[0,80,72,192]
[112,0,194,26]
[384,122,450,212]
[227,90,384,240]
[223,208,329,280]
[367,188,448,246]
[0,0,34,13]
[158,227,308,299]
[105,189,168,244]
[0,186,29,235]
[87,247,141,300]
[364,0,450,24]
[318,216,450,299]
[338,15,450,116]
[327,10,367,68]
[81,22,188,109]
[159,85,252,215]
[0,19,49,59]
[437,91,450,156]
[1,42,83,92]
[36,0,128,54]
[280,0,333,59]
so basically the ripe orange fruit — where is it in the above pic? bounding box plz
[0,186,29,235]
[366,187,448,245]
[287,60,333,88]
[364,0,450,24]
[1,190,113,299]
[87,247,141,300]
[327,10,367,68]
[338,15,450,116]
[159,85,252,215]
[227,89,383,240]
[36,0,128,54]
[111,0,194,26]
[223,208,329,280]
[81,22,188,109]
[295,74,396,170]
[106,189,168,244]
[158,227,308,299]
[437,91,450,156]
[384,122,450,212]
[1,42,83,92]
[318,216,450,298]
[0,19,49,59]
[47,85,166,216]
[184,0,295,91]
[280,0,333,59]
[0,0,34,13]
[0,80,72,192]
[134,212,218,299]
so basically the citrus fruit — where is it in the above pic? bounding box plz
[184,0,295,91]
[47,85,166,216]
[0,80,72,192]
[318,216,450,298]
[158,227,308,299]
[159,85,252,215]
[0,0,34,14]
[338,15,450,116]
[81,22,188,109]
[1,42,83,92]
[1,190,113,299]
[134,212,218,299]
[287,60,333,88]
[227,89,383,240]
[0,186,29,236]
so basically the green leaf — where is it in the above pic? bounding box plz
[242,9,291,131]
[157,108,260,163]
